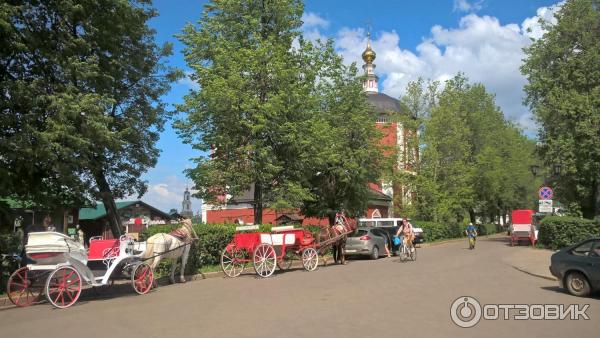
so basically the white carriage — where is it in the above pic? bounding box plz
[7,232,153,309]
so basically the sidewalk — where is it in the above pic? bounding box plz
[502,246,557,281]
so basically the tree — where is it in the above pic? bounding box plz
[0,1,179,235]
[521,0,600,218]
[408,74,536,223]
[299,41,383,224]
[176,0,309,224]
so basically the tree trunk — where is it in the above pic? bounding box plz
[94,170,122,238]
[468,209,476,224]
[253,182,263,224]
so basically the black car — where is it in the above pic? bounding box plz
[549,237,600,297]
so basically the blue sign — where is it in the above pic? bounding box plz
[539,186,553,200]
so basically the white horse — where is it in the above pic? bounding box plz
[142,219,199,284]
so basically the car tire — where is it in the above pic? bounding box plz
[565,271,591,297]
[371,246,379,260]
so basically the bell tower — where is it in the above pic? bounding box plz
[362,32,379,93]
[181,186,193,218]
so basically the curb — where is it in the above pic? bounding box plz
[510,265,557,281]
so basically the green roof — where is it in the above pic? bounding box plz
[79,201,138,220]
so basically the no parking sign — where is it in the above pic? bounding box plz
[539,186,553,200]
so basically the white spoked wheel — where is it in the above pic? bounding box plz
[253,244,276,278]
[302,247,319,271]
[221,247,246,278]
[45,266,82,309]
[132,263,154,295]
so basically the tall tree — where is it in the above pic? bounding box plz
[299,40,383,225]
[521,0,600,218]
[176,0,309,224]
[411,74,536,223]
[0,1,179,235]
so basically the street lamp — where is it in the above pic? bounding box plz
[530,165,540,177]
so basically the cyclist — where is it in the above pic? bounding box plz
[395,218,415,253]
[465,222,477,249]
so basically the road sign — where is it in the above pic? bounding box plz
[539,199,553,213]
[538,186,554,200]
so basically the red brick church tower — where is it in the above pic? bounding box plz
[362,34,417,216]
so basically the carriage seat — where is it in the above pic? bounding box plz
[88,239,120,260]
[260,233,296,246]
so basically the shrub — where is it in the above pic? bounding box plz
[478,223,500,236]
[538,216,600,250]
[140,222,236,275]
[414,221,462,242]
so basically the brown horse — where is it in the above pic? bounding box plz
[318,214,356,265]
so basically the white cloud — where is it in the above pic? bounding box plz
[137,175,202,214]
[301,12,330,29]
[177,71,199,90]
[453,0,484,12]
[331,2,564,134]
[521,1,563,39]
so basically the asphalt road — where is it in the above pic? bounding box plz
[1,236,598,338]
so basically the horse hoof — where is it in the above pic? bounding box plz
[169,278,175,284]
[180,278,187,283]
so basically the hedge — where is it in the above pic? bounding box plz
[538,216,600,250]
[0,233,20,294]
[478,223,501,236]
[140,223,236,275]
[414,221,462,242]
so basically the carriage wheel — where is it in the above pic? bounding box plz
[7,267,44,307]
[277,250,294,270]
[253,244,276,278]
[221,247,246,278]
[132,263,154,295]
[302,247,319,271]
[45,266,82,309]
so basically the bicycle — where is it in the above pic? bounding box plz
[397,237,416,262]
[468,235,476,249]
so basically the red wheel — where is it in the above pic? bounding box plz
[7,267,44,307]
[45,266,82,309]
[132,263,153,295]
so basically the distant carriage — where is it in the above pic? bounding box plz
[510,209,537,246]
[220,214,355,278]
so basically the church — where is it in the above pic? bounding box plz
[201,37,415,225]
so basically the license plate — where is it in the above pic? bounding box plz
[345,249,357,253]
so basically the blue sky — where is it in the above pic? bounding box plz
[140,0,562,213]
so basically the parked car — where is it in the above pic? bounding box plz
[345,227,389,259]
[549,237,600,297]
[358,218,425,251]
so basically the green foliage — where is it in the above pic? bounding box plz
[401,74,537,224]
[521,0,600,218]
[478,223,501,236]
[177,1,382,224]
[415,221,462,242]
[0,233,19,255]
[141,223,235,276]
[538,216,600,250]
[0,1,180,234]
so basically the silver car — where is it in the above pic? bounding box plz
[345,227,388,259]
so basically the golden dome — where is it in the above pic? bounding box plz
[362,41,376,63]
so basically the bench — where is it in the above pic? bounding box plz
[88,239,120,260]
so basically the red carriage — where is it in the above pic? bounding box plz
[220,214,355,278]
